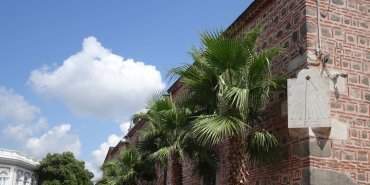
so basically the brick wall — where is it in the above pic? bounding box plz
[164,0,370,184]
[217,0,311,184]
[169,0,310,184]
[221,0,370,184]
[305,0,370,184]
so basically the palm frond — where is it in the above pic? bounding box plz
[192,114,246,146]
[148,146,174,164]
[246,130,281,167]
[218,79,250,117]
[241,22,263,51]
[100,147,156,185]
[145,90,166,108]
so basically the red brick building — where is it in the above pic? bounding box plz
[103,139,129,163]
[103,119,146,163]
[107,0,370,184]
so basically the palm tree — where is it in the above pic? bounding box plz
[134,94,189,185]
[170,25,284,185]
[134,94,217,185]
[98,147,156,185]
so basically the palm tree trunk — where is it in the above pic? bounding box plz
[170,152,183,185]
[163,168,167,185]
[227,135,247,185]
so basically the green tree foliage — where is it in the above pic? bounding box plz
[97,147,156,185]
[170,24,284,184]
[36,152,94,185]
[134,94,217,185]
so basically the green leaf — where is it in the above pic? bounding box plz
[193,114,246,146]
[246,130,281,167]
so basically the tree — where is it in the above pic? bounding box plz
[36,152,94,185]
[170,25,283,184]
[134,94,189,185]
[134,94,217,185]
[98,147,156,185]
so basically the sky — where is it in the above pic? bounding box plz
[0,0,252,180]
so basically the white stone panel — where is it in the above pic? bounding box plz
[288,68,331,128]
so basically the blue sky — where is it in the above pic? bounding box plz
[0,0,251,179]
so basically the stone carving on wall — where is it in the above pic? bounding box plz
[288,68,331,128]
[0,170,9,185]
[16,169,23,184]
[24,172,30,185]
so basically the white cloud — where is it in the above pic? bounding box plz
[0,86,46,143]
[25,124,81,158]
[29,37,165,120]
[119,121,131,136]
[0,86,80,160]
[3,117,47,143]
[89,134,121,180]
[87,121,131,181]
[85,162,100,182]
[0,86,40,122]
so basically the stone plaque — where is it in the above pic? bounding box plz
[288,68,331,128]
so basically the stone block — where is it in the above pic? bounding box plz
[321,27,332,38]
[346,34,355,43]
[292,31,298,42]
[285,22,292,30]
[352,62,361,71]
[348,0,356,9]
[288,53,307,72]
[353,51,363,58]
[291,138,332,158]
[364,92,370,101]
[358,36,368,46]
[289,128,309,139]
[359,105,369,114]
[359,5,366,13]
[309,138,331,157]
[333,28,345,41]
[302,168,356,185]
[330,13,340,22]
[352,20,358,27]
[342,61,350,69]
[349,88,361,99]
[350,129,358,138]
[328,119,348,140]
[276,30,284,38]
[362,76,369,86]
[357,173,367,181]
[292,140,309,158]
[307,22,316,33]
[360,22,368,29]
[357,152,368,162]
[365,53,370,60]
[348,74,358,84]
[281,7,287,17]
[344,18,351,25]
[331,102,342,110]
[341,150,355,160]
[345,104,356,112]
[288,69,331,128]
[332,0,344,6]
[363,63,369,73]
[305,6,316,16]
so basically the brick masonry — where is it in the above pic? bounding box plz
[120,0,370,184]
[225,0,369,184]
[167,0,370,184]
[305,0,370,184]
